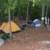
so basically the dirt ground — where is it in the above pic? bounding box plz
[0,27,50,50]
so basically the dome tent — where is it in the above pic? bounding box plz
[31,19,41,28]
[1,21,21,33]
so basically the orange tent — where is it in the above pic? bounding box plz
[1,21,21,33]
[0,22,6,30]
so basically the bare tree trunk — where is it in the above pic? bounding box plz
[8,8,12,39]
[12,10,15,21]
[41,4,45,27]
[45,6,49,28]
[42,4,45,17]
[45,6,48,25]
[46,6,48,17]
[26,1,29,24]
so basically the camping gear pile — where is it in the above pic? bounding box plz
[0,34,10,47]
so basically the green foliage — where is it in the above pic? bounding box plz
[8,0,17,10]
[0,0,50,22]
[32,0,50,6]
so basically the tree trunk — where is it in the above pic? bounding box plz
[12,10,15,21]
[46,6,49,26]
[46,6,48,17]
[41,4,45,27]
[8,8,12,39]
[46,6,48,25]
[26,1,29,24]
[42,4,45,17]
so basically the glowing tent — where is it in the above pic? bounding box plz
[1,21,21,33]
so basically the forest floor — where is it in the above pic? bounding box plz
[0,18,50,50]
[0,26,50,50]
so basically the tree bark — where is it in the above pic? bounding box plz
[12,10,15,21]
[42,4,45,17]
[41,4,45,27]
[26,1,29,24]
[46,6,48,17]
[8,8,12,39]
